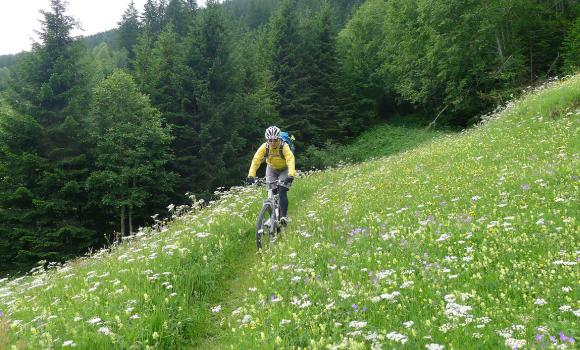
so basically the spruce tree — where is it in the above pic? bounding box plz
[118,0,141,63]
[2,0,97,271]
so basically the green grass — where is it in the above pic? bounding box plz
[0,75,578,349]
[300,124,446,170]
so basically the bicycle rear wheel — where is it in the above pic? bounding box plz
[256,202,275,250]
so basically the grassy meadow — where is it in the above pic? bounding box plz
[0,75,579,349]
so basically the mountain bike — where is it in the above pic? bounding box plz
[255,179,284,250]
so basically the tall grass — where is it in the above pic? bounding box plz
[0,75,578,349]
[208,75,579,349]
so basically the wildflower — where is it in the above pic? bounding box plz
[352,304,359,312]
[402,321,414,328]
[87,317,102,325]
[559,305,572,312]
[535,334,544,342]
[505,338,526,349]
[98,327,113,335]
[62,340,76,347]
[348,321,367,329]
[386,332,408,344]
[534,298,548,305]
[426,344,444,350]
[211,305,222,313]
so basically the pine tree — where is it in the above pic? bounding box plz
[269,0,311,141]
[118,0,141,63]
[2,0,97,270]
[165,0,194,36]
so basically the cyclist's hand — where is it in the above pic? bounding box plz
[284,176,294,186]
[246,176,256,185]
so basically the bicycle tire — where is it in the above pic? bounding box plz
[256,202,275,250]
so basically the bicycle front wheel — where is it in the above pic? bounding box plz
[256,202,275,250]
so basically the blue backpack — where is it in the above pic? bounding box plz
[266,131,296,159]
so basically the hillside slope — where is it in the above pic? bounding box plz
[0,75,578,349]
[206,76,579,349]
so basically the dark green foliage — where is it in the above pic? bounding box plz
[561,16,580,74]
[165,0,196,36]
[87,71,175,235]
[338,0,578,127]
[118,0,141,62]
[0,0,576,275]
[0,0,98,274]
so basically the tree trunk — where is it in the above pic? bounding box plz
[495,30,504,61]
[121,205,126,236]
[129,206,133,235]
[129,177,136,234]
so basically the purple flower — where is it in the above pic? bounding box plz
[569,337,575,344]
[270,294,276,301]
[521,184,531,190]
[559,332,568,342]
[0,310,4,317]
[550,336,557,343]
[535,334,544,342]
[351,304,358,312]
[362,307,367,312]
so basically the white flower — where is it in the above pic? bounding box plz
[559,305,572,312]
[380,291,400,301]
[63,340,76,347]
[426,344,444,350]
[211,305,222,313]
[73,316,83,322]
[402,321,414,328]
[87,317,102,325]
[130,314,140,319]
[386,332,408,344]
[280,319,291,325]
[562,286,572,293]
[242,314,252,324]
[348,321,367,329]
[98,327,113,335]
[534,298,548,305]
[505,338,526,349]
[196,232,210,238]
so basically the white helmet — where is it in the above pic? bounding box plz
[265,126,281,140]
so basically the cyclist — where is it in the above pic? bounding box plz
[247,126,296,226]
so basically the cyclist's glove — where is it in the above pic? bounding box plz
[246,176,256,185]
[284,176,294,186]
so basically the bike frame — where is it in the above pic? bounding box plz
[255,179,283,249]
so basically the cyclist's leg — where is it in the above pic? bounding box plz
[265,166,280,194]
[278,168,291,219]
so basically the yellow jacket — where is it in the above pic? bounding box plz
[248,141,297,177]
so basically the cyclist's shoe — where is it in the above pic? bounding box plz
[280,216,288,227]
